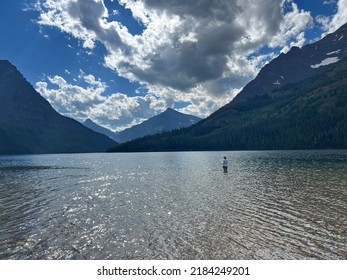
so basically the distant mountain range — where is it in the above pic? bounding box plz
[2,23,347,154]
[84,108,201,143]
[0,60,116,154]
[108,23,347,152]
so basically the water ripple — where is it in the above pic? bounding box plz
[0,151,346,259]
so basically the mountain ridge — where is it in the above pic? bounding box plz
[234,23,347,102]
[83,108,201,143]
[108,24,347,152]
[113,108,202,142]
[83,118,117,141]
[0,60,117,154]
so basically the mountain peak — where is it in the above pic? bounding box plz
[109,23,347,152]
[84,118,94,125]
[83,118,117,141]
[114,108,201,142]
[162,107,178,115]
[0,60,116,154]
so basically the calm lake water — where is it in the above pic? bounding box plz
[0,150,346,260]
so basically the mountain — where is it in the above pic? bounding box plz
[83,118,117,141]
[234,23,347,101]
[114,108,202,142]
[108,24,347,152]
[0,60,117,154]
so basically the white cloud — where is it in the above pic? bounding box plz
[34,0,314,130]
[36,74,104,116]
[270,3,313,52]
[36,73,161,131]
[327,0,347,33]
[318,0,347,34]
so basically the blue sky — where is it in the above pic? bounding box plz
[0,0,346,131]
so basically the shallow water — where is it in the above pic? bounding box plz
[0,150,346,259]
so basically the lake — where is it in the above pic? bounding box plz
[0,150,346,260]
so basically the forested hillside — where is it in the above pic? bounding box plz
[108,57,347,152]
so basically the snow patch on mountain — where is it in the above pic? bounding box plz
[326,49,341,55]
[310,57,341,69]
